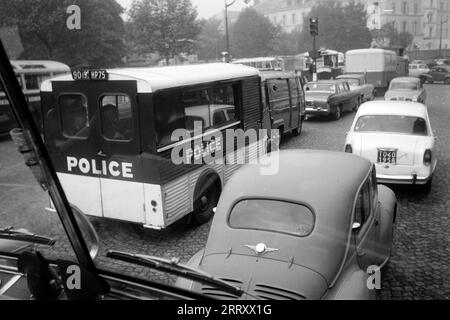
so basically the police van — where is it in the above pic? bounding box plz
[41,63,268,229]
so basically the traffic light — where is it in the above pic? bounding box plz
[310,17,319,36]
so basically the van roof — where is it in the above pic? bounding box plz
[346,48,397,56]
[41,63,260,93]
[11,60,70,73]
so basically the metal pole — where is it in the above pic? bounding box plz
[313,35,317,82]
[439,15,443,58]
[225,1,230,57]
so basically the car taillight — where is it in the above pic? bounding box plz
[424,149,432,166]
[345,144,353,153]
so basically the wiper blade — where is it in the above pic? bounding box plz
[107,250,244,298]
[0,227,55,246]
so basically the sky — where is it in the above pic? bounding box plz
[116,0,249,19]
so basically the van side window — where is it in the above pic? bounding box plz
[209,84,238,127]
[183,89,210,131]
[100,95,133,141]
[154,90,184,147]
[268,79,290,107]
[59,94,89,139]
[288,78,300,106]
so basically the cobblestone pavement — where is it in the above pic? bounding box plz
[0,84,449,299]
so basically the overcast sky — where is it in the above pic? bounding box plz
[117,0,249,19]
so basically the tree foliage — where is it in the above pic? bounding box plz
[128,0,202,64]
[196,18,225,62]
[0,0,126,67]
[231,8,279,58]
[298,0,372,53]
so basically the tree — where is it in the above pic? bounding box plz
[1,0,126,67]
[231,8,279,58]
[128,0,202,65]
[297,0,372,53]
[271,30,302,56]
[197,18,225,62]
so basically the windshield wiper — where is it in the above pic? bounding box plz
[107,250,249,299]
[0,227,55,246]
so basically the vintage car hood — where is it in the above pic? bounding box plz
[349,133,432,165]
[197,253,328,300]
[305,92,331,101]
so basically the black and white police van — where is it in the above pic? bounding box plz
[40,63,268,229]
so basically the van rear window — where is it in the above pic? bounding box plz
[100,95,134,141]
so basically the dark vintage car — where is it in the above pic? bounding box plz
[177,150,397,300]
[427,65,450,84]
[304,80,360,120]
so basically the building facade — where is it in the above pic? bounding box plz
[252,0,450,50]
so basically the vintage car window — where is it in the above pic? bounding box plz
[59,94,89,139]
[305,83,336,94]
[228,199,314,237]
[343,78,360,86]
[354,115,428,136]
[100,95,133,141]
[390,81,418,90]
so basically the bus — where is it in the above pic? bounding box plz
[232,57,284,71]
[345,49,409,95]
[41,63,269,229]
[0,60,70,135]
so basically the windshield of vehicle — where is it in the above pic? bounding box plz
[390,81,419,91]
[354,115,428,135]
[228,199,315,237]
[305,83,336,94]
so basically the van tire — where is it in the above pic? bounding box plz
[192,176,220,225]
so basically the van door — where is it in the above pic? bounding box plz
[288,78,300,129]
[49,81,103,218]
[267,79,291,133]
[96,81,145,224]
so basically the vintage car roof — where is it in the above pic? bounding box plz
[358,101,428,118]
[41,63,260,93]
[337,74,364,79]
[204,150,372,285]
[390,77,421,83]
[307,80,340,85]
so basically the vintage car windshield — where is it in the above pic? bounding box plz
[354,115,428,136]
[305,83,336,94]
[228,199,315,237]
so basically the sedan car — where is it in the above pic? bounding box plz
[304,80,359,120]
[427,65,450,84]
[385,77,426,103]
[177,150,397,300]
[345,101,437,192]
[336,74,375,103]
[408,64,433,84]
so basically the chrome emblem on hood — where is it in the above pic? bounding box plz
[245,243,279,255]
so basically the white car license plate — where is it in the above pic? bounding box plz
[378,149,397,164]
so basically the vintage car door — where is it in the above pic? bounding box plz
[430,67,445,81]
[339,82,352,111]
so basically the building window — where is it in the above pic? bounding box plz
[402,2,408,14]
[414,3,418,14]
[292,13,296,24]
[403,21,408,32]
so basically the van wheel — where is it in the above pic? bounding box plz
[192,179,220,225]
[332,106,342,121]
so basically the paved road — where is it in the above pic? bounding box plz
[0,84,449,299]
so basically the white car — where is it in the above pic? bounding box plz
[345,101,437,192]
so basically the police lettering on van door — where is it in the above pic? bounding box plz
[66,156,133,179]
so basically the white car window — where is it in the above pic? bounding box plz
[354,115,428,136]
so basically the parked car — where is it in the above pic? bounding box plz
[304,80,359,120]
[408,64,433,84]
[177,150,397,300]
[435,58,450,66]
[345,101,437,192]
[427,65,450,84]
[337,74,375,103]
[384,77,427,103]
